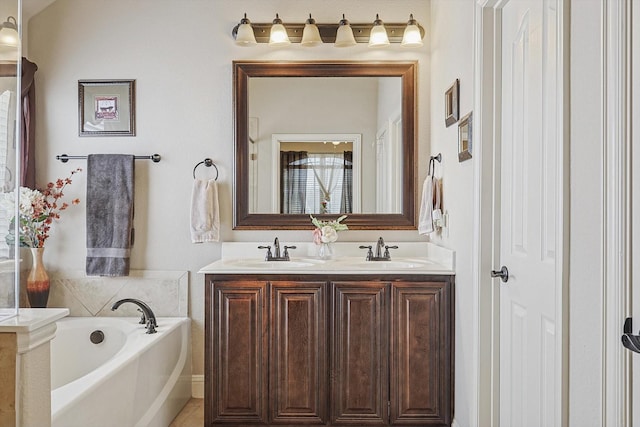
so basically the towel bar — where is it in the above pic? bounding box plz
[193,158,219,180]
[56,154,161,163]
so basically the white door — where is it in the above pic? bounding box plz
[498,0,562,425]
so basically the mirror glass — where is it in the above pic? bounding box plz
[234,61,417,230]
[248,76,402,215]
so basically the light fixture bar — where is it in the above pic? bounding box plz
[233,22,425,44]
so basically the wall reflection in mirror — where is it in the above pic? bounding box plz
[247,76,403,215]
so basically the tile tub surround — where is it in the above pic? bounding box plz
[44,270,188,317]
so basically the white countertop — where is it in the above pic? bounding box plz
[0,308,70,333]
[199,242,455,275]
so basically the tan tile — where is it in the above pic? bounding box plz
[169,398,203,427]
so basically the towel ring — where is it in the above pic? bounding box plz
[193,158,219,180]
[428,153,442,178]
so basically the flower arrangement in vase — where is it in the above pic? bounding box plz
[310,214,348,259]
[2,168,82,307]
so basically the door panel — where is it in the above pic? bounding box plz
[270,281,326,424]
[500,0,559,425]
[390,282,452,425]
[331,282,388,424]
[211,282,268,424]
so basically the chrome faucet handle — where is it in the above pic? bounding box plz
[258,245,272,260]
[146,320,157,334]
[359,245,373,261]
[283,245,296,259]
[384,245,399,259]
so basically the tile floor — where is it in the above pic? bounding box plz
[169,398,204,427]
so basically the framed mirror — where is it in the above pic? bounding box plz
[233,61,417,230]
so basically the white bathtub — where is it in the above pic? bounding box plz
[50,316,191,427]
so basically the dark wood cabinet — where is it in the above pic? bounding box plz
[271,281,327,424]
[331,282,388,424]
[205,273,454,427]
[209,281,268,424]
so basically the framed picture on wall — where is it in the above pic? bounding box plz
[458,111,472,162]
[444,79,459,127]
[78,79,136,136]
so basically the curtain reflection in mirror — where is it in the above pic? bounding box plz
[280,151,308,214]
[280,150,353,214]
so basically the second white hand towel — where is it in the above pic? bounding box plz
[190,179,220,243]
[418,175,434,235]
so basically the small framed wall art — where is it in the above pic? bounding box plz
[444,78,459,127]
[458,111,472,162]
[78,79,136,136]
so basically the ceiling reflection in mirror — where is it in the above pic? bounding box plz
[234,61,417,230]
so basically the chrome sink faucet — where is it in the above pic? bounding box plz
[359,237,399,261]
[111,298,157,334]
[258,238,296,261]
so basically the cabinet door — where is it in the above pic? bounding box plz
[271,281,326,424]
[331,282,389,424]
[210,281,268,424]
[390,282,453,425]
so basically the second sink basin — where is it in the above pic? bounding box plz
[341,259,434,270]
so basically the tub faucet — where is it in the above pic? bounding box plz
[111,298,157,334]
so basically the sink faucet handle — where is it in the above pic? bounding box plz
[384,245,399,259]
[258,245,272,260]
[283,245,296,259]
[359,245,374,261]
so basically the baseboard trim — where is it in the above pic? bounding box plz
[191,374,204,398]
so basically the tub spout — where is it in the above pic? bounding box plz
[111,298,157,334]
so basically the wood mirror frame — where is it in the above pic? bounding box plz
[233,61,417,230]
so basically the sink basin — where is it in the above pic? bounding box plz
[342,259,433,270]
[222,259,322,269]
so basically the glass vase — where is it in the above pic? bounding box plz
[317,242,334,260]
[27,247,50,308]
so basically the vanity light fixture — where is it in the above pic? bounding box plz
[335,14,357,47]
[301,14,322,46]
[368,14,390,48]
[0,16,19,51]
[269,13,291,46]
[231,13,424,47]
[401,14,423,47]
[232,13,257,46]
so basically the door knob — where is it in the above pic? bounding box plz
[491,266,509,283]
[622,317,640,354]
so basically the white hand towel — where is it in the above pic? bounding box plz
[190,179,220,243]
[432,177,442,226]
[418,175,434,235]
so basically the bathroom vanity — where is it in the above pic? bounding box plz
[200,243,455,427]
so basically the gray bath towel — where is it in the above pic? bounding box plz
[86,154,135,276]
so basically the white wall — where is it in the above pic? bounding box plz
[428,2,475,426]
[569,2,605,424]
[27,0,431,384]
